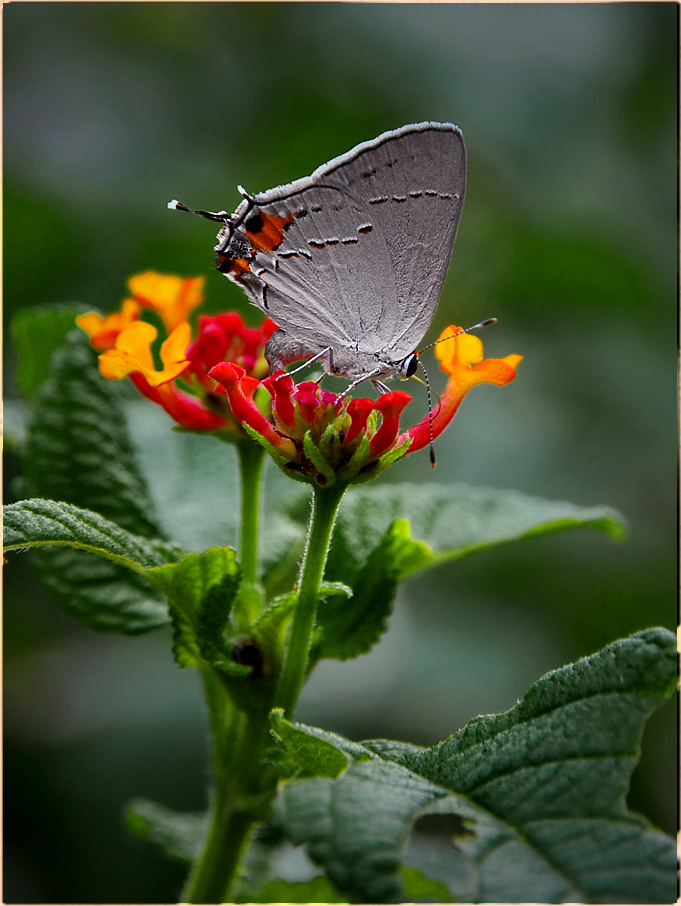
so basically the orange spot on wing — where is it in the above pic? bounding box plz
[220,256,252,277]
[246,211,294,252]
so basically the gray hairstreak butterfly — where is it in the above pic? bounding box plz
[169,122,478,395]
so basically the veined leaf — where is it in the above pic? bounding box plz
[147,547,242,671]
[3,499,184,633]
[274,628,676,904]
[327,482,626,584]
[3,498,183,568]
[312,528,406,663]
[18,327,164,538]
[8,324,177,632]
[270,709,359,779]
[11,303,90,401]
[298,482,626,662]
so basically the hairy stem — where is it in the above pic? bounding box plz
[183,678,263,903]
[183,444,268,902]
[186,467,345,901]
[232,442,266,629]
[237,441,265,586]
[275,481,346,717]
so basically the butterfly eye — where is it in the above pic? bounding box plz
[400,353,419,378]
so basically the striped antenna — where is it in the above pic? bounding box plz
[419,317,497,354]
[167,199,230,223]
[416,358,437,468]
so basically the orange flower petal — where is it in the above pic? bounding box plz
[435,325,522,390]
[76,299,142,351]
[128,272,204,332]
[403,325,522,454]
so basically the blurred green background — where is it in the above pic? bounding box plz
[4,3,677,902]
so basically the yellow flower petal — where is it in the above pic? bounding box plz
[159,322,192,380]
[97,320,189,386]
[128,272,204,332]
[76,299,141,351]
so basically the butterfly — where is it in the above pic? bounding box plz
[169,121,466,395]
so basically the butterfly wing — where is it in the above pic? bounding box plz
[308,122,467,359]
[216,185,399,362]
[216,122,465,368]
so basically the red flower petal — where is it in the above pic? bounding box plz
[368,391,412,458]
[209,363,296,455]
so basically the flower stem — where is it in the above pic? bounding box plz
[237,442,265,587]
[276,481,346,717]
[236,442,265,624]
[183,671,266,904]
[182,778,252,904]
[185,470,345,901]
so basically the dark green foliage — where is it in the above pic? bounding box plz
[275,629,676,903]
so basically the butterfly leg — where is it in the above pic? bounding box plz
[266,329,333,381]
[338,367,384,399]
[373,380,391,395]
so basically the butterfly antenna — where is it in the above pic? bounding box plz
[237,185,256,202]
[167,199,231,223]
[417,358,437,468]
[420,317,497,353]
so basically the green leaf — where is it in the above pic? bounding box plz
[11,303,90,400]
[400,866,455,903]
[147,547,242,670]
[313,527,407,662]
[18,327,164,539]
[7,326,176,633]
[223,481,625,663]
[3,499,184,633]
[125,799,207,863]
[251,593,298,663]
[274,629,676,903]
[276,759,452,903]
[301,483,627,661]
[238,875,347,903]
[3,498,182,568]
[327,482,627,584]
[270,709,352,779]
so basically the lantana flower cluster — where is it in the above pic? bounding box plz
[78,272,522,486]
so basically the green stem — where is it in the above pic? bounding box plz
[276,481,346,717]
[182,766,252,904]
[183,444,269,903]
[184,673,266,904]
[237,442,265,588]
[183,714,263,903]
[185,465,345,900]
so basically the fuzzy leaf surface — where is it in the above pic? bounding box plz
[312,525,407,662]
[17,328,164,538]
[3,498,182,567]
[8,325,175,632]
[270,710,366,779]
[3,499,184,632]
[11,303,90,401]
[275,628,676,904]
[147,547,242,670]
